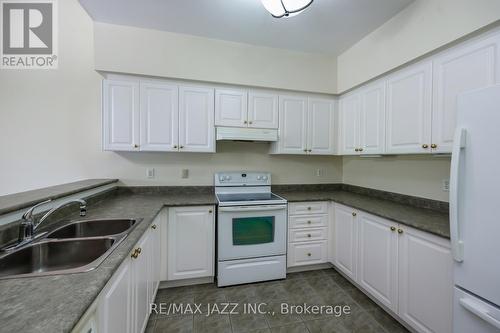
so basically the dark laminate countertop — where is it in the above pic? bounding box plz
[276,190,450,239]
[0,179,119,216]
[0,191,217,333]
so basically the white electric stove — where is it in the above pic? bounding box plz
[215,171,287,287]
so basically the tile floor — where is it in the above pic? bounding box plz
[147,268,409,333]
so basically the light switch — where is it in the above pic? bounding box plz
[147,168,155,179]
[181,169,189,179]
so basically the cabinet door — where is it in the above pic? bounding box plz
[248,91,279,129]
[179,86,215,153]
[333,204,358,281]
[358,212,398,312]
[278,95,308,154]
[140,82,179,151]
[398,226,453,333]
[386,61,432,154]
[215,88,248,127]
[307,98,336,155]
[432,33,500,153]
[99,259,133,333]
[360,81,386,154]
[103,79,140,151]
[339,93,361,155]
[133,232,151,333]
[168,206,215,280]
[149,221,161,303]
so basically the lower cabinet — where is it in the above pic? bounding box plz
[332,203,452,333]
[98,219,161,333]
[167,206,215,280]
[287,202,329,268]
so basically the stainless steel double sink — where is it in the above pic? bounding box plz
[0,218,140,279]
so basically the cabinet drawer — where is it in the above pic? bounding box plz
[287,241,327,267]
[289,215,327,229]
[289,202,328,215]
[289,228,327,242]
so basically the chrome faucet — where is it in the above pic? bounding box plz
[18,199,87,243]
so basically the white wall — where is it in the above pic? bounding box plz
[342,156,451,202]
[0,0,341,196]
[337,0,500,92]
[94,23,337,94]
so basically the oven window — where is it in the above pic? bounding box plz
[232,216,275,245]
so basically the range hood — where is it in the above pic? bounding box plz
[216,127,278,142]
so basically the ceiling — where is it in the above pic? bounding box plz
[79,0,414,55]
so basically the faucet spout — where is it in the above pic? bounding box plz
[36,199,87,230]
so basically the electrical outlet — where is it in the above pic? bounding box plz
[181,169,189,179]
[442,179,450,192]
[146,168,155,179]
[316,169,324,177]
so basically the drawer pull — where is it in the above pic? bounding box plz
[307,234,311,238]
[398,229,403,234]
[352,212,357,217]
[390,226,396,231]
[307,207,312,210]
[307,253,311,257]
[307,220,312,224]
[151,224,157,229]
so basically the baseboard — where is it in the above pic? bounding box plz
[159,276,214,289]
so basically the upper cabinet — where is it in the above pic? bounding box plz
[271,95,336,155]
[248,91,279,129]
[215,88,279,129]
[340,80,385,155]
[385,61,433,154]
[432,33,500,153]
[103,80,140,151]
[140,82,179,152]
[215,88,248,127]
[179,86,215,153]
[103,77,215,153]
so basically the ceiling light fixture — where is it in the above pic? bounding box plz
[261,0,314,18]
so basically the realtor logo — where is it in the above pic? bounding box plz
[1,0,58,69]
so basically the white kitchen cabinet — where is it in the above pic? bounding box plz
[272,95,335,155]
[357,212,398,312]
[333,203,358,281]
[103,79,140,151]
[307,98,337,154]
[360,81,386,154]
[248,91,279,129]
[276,95,308,154]
[148,221,161,302]
[288,241,328,267]
[432,32,500,153]
[398,225,453,333]
[133,231,151,333]
[386,61,433,154]
[179,86,215,153]
[167,206,215,280]
[215,88,248,127]
[140,82,179,152]
[339,92,361,155]
[98,255,133,333]
[340,81,385,155]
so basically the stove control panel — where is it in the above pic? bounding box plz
[215,171,271,186]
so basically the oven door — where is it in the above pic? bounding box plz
[218,204,287,261]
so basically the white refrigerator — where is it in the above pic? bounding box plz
[451,85,500,332]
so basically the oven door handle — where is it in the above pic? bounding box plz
[218,205,287,212]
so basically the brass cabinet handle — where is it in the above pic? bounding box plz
[307,234,312,238]
[431,144,437,149]
[209,209,213,213]
[133,144,139,148]
[422,144,429,149]
[398,229,403,234]
[131,249,139,259]
[303,149,308,152]
[307,220,312,224]
[307,253,312,257]
[136,247,142,254]
[355,148,359,152]
[180,145,184,149]
[308,149,312,153]
[307,207,312,210]
[359,148,364,152]
[244,120,248,124]
[151,224,157,229]
[173,145,178,149]
[390,226,396,231]
[352,212,357,217]
[249,121,253,125]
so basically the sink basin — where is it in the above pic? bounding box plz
[0,238,116,279]
[47,219,137,239]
